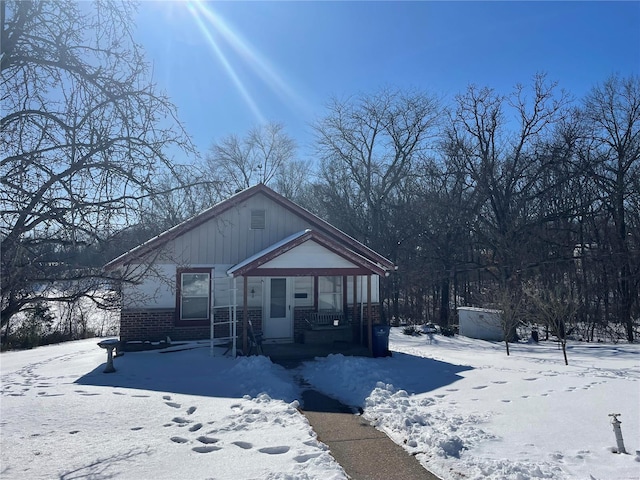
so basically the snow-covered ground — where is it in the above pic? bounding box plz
[1,329,638,479]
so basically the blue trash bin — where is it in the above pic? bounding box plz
[371,325,391,357]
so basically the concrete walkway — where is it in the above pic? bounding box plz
[300,389,441,480]
[272,356,441,480]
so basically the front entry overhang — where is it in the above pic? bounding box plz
[226,229,389,278]
[227,229,388,355]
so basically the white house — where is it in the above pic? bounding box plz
[104,184,396,354]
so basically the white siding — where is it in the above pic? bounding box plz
[122,264,176,309]
[168,193,312,266]
[121,191,385,310]
[458,307,503,341]
[123,263,380,310]
[259,241,356,269]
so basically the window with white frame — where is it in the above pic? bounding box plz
[318,276,342,311]
[179,270,210,320]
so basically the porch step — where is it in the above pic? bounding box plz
[303,327,353,345]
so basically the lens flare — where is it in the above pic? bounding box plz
[186,1,308,123]
[186,2,264,123]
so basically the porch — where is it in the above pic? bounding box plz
[262,341,371,362]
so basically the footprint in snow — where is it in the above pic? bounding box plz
[294,453,321,463]
[112,391,125,395]
[196,436,219,444]
[189,423,203,432]
[434,394,446,398]
[131,427,143,431]
[172,417,192,425]
[165,402,181,408]
[473,385,488,390]
[258,446,290,455]
[501,399,511,403]
[163,395,171,400]
[523,377,538,381]
[170,436,188,444]
[492,381,508,384]
[232,441,253,450]
[186,406,197,415]
[192,446,221,453]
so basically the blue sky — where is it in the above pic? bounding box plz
[135,1,640,163]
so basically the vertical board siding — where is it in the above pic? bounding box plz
[163,193,312,266]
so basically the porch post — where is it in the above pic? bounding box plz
[243,276,248,354]
[313,276,319,311]
[352,275,358,343]
[367,274,373,355]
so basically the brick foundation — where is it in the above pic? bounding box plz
[120,304,381,346]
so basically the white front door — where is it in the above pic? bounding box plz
[264,278,292,342]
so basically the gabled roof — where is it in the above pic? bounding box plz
[104,183,396,272]
[227,229,389,277]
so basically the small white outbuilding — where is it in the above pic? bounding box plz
[457,307,504,341]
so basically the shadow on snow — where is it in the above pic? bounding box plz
[76,344,473,406]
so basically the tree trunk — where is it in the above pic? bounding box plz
[439,277,450,327]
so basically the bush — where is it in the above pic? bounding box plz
[11,302,56,349]
[440,325,456,337]
[403,325,422,336]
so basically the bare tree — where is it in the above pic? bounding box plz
[448,74,572,293]
[408,156,477,328]
[491,287,525,356]
[312,88,441,250]
[141,165,220,234]
[311,88,441,321]
[205,122,298,198]
[578,75,640,343]
[525,282,577,365]
[273,158,313,204]
[0,0,194,332]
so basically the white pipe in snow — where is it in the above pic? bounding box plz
[609,413,627,454]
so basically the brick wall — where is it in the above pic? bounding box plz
[120,308,264,343]
[121,304,381,345]
[120,309,175,342]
